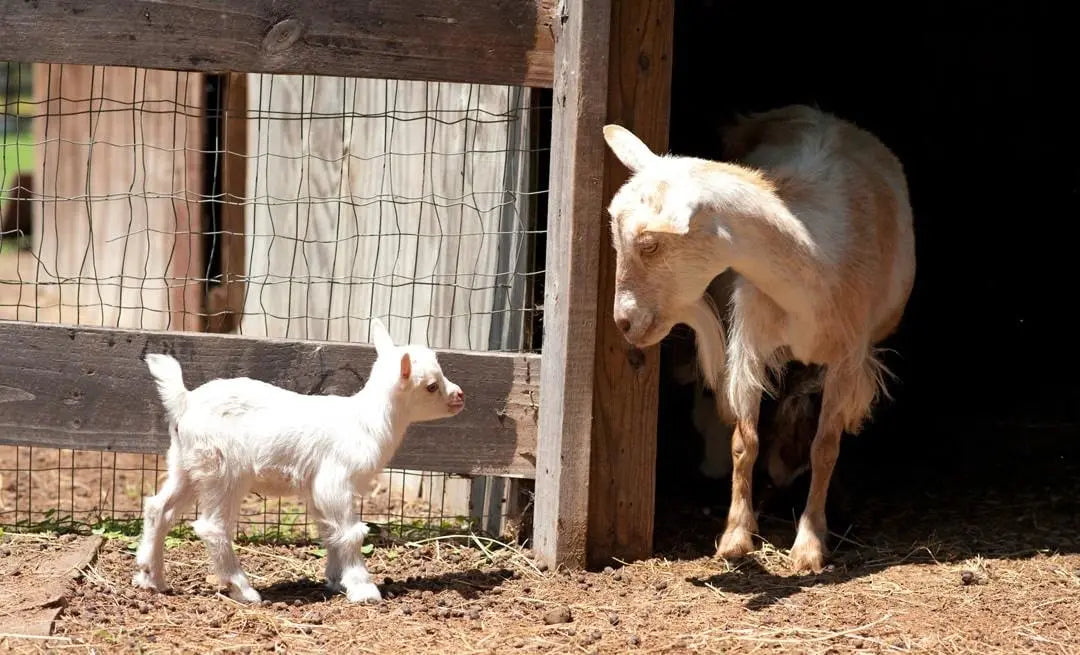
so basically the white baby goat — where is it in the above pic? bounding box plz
[132,319,465,603]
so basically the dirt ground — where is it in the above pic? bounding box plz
[0,467,1077,655]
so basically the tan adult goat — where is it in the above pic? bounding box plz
[603,105,915,572]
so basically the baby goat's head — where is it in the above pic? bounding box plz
[369,319,465,421]
[602,124,726,348]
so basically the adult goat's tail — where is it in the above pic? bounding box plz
[144,353,188,421]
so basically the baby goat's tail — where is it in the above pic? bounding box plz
[144,353,188,421]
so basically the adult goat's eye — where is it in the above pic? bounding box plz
[640,239,659,255]
[426,382,439,393]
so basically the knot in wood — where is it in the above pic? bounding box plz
[263,18,304,54]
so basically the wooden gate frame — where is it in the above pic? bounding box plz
[0,0,673,569]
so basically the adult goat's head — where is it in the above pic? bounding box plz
[603,124,726,348]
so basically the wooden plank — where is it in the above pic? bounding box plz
[0,0,556,88]
[586,0,673,567]
[533,0,612,569]
[0,320,540,478]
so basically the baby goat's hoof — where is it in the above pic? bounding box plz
[132,569,167,593]
[228,586,263,604]
[345,582,382,604]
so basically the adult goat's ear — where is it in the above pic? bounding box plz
[603,124,658,173]
[370,318,395,355]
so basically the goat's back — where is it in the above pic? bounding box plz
[723,105,916,344]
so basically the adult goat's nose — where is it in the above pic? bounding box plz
[616,317,632,334]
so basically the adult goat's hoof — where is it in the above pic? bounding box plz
[715,526,755,561]
[789,536,826,574]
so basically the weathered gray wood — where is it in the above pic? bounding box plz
[533,0,611,569]
[587,0,673,568]
[0,0,556,88]
[0,320,540,478]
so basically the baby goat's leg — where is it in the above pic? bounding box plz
[716,409,761,560]
[312,468,380,603]
[192,478,261,603]
[133,447,194,592]
[306,502,343,592]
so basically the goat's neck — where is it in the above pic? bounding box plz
[701,164,826,318]
[353,381,410,452]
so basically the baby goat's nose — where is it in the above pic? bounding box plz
[451,389,465,404]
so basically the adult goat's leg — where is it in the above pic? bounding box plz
[790,363,870,573]
[716,405,762,560]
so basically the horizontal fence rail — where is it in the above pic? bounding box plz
[0,320,540,478]
[0,0,556,88]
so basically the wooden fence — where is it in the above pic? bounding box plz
[0,0,673,569]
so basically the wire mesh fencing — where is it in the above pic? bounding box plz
[0,61,547,543]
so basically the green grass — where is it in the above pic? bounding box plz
[1,131,33,190]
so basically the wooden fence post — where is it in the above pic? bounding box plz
[534,0,613,568]
[535,0,672,569]
[586,0,674,568]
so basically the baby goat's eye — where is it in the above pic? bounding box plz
[426,382,439,393]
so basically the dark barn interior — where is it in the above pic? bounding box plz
[655,3,1080,557]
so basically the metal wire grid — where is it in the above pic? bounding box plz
[0,61,547,542]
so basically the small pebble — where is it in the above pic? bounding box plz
[608,613,620,626]
[655,581,668,590]
[603,566,614,574]
[576,574,587,584]
[613,572,622,581]
[292,599,302,607]
[960,570,976,585]
[629,635,641,646]
[591,630,602,640]
[468,609,481,620]
[437,607,451,619]
[543,607,572,625]
[402,606,413,616]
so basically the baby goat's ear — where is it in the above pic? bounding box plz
[603,124,658,173]
[399,352,412,383]
[370,318,395,355]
